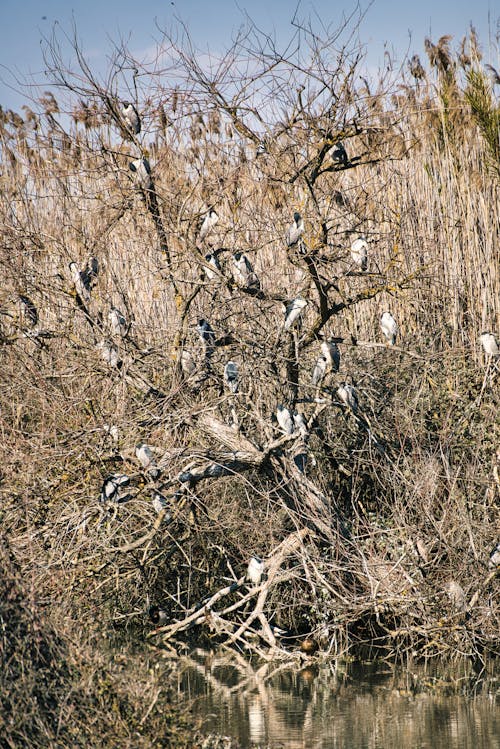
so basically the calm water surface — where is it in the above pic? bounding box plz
[169,649,500,748]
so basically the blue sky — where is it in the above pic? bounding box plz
[0,0,498,112]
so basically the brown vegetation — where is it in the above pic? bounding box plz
[0,14,499,746]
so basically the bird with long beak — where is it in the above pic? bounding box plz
[380,311,398,346]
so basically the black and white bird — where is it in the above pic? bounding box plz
[321,338,341,372]
[293,411,308,437]
[276,405,294,435]
[247,555,264,585]
[286,212,305,247]
[312,354,328,388]
[350,237,368,271]
[121,101,141,134]
[99,473,131,504]
[480,332,499,357]
[197,318,216,354]
[129,158,152,189]
[19,295,38,327]
[152,491,169,514]
[97,340,122,369]
[337,383,358,413]
[488,542,500,569]
[69,261,91,302]
[203,252,221,280]
[332,141,348,166]
[256,140,268,157]
[232,252,260,290]
[148,605,168,626]
[109,307,128,338]
[284,297,308,331]
[224,360,239,393]
[198,208,219,243]
[135,442,160,480]
[380,311,398,346]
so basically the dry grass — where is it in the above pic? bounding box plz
[0,18,499,747]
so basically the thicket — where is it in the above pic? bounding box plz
[0,14,499,747]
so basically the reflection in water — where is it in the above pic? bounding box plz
[171,649,500,748]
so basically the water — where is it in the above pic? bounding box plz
[169,649,500,748]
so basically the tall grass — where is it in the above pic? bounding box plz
[0,19,499,746]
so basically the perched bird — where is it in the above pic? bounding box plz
[276,405,294,435]
[293,411,308,437]
[135,442,160,480]
[97,340,122,369]
[224,360,239,393]
[69,261,91,302]
[152,491,169,514]
[198,208,219,242]
[350,237,368,271]
[197,318,216,354]
[109,307,128,338]
[148,605,168,626]
[332,141,348,166]
[203,252,221,280]
[488,542,500,569]
[247,555,264,585]
[121,101,141,134]
[380,311,398,346]
[99,473,131,504]
[286,212,305,247]
[180,349,197,376]
[284,297,308,331]
[232,252,260,290]
[256,140,268,157]
[337,383,358,413]
[312,354,328,388]
[19,295,38,327]
[129,158,152,189]
[321,338,340,372]
[480,332,499,357]
[103,424,119,444]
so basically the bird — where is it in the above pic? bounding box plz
[203,252,221,280]
[247,555,264,585]
[350,237,368,271]
[148,605,168,626]
[332,141,348,166]
[18,294,38,328]
[129,158,152,189]
[256,140,267,157]
[97,340,122,369]
[121,101,141,134]
[152,491,169,514]
[488,542,500,569]
[337,383,358,413]
[198,208,219,243]
[293,411,308,437]
[286,212,304,247]
[197,319,216,354]
[69,261,91,302]
[180,349,197,376]
[283,297,308,331]
[135,442,160,480]
[224,361,239,393]
[480,332,499,356]
[109,307,128,338]
[99,473,131,504]
[321,338,340,372]
[276,405,294,435]
[312,354,328,388]
[380,311,398,345]
[232,252,260,290]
